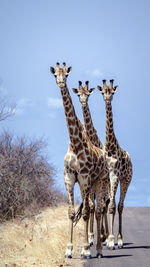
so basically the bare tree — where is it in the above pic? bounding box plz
[0,132,61,221]
[0,79,15,121]
[0,96,15,121]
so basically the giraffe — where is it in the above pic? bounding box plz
[97,79,132,249]
[72,81,110,245]
[50,63,108,258]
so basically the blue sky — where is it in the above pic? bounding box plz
[0,0,150,206]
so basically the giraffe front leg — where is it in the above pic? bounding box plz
[95,183,105,258]
[117,177,131,249]
[65,219,74,258]
[64,169,76,258]
[101,182,109,243]
[101,178,109,245]
[81,193,91,259]
[107,172,119,250]
[88,190,95,246]
[65,201,75,258]
[117,211,123,249]
[101,199,109,243]
[103,209,109,245]
[95,201,104,258]
[89,212,94,246]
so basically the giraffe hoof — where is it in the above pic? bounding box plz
[109,246,115,250]
[118,245,123,249]
[65,254,72,258]
[97,253,103,258]
[81,254,91,259]
[102,236,106,243]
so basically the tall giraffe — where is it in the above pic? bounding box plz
[50,63,107,258]
[73,81,109,245]
[97,79,132,249]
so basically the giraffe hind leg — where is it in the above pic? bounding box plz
[80,191,91,259]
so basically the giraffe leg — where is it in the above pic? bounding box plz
[88,188,95,246]
[100,198,107,243]
[95,184,104,258]
[101,178,110,245]
[117,177,131,249]
[81,191,91,259]
[107,171,119,250]
[95,208,103,258]
[64,169,76,258]
[103,208,109,243]
[101,183,109,243]
[101,221,105,242]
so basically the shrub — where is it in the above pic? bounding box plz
[0,131,65,221]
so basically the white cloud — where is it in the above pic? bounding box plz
[47,97,63,108]
[48,113,56,119]
[0,85,8,95]
[128,185,136,192]
[15,108,24,116]
[91,69,103,77]
[85,68,103,78]
[17,98,34,108]
[15,97,34,116]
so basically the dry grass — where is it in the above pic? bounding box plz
[0,205,84,267]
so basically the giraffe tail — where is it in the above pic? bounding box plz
[73,198,109,227]
[73,202,83,227]
[106,198,110,207]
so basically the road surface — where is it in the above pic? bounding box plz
[83,207,150,267]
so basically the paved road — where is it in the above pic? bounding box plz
[84,207,150,267]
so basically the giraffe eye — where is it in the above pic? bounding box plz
[54,74,57,78]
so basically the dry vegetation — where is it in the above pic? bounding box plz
[0,205,84,267]
[0,131,84,266]
[0,96,85,267]
[0,132,67,221]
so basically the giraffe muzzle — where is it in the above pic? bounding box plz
[82,102,87,107]
[59,82,65,88]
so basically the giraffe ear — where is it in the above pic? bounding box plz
[50,67,55,74]
[72,88,78,94]
[113,85,118,91]
[97,85,102,91]
[89,88,95,94]
[67,66,72,74]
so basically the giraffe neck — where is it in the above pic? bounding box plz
[60,86,84,151]
[105,101,119,154]
[82,104,103,149]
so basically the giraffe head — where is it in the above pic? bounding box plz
[50,62,72,88]
[72,81,95,107]
[97,80,118,103]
